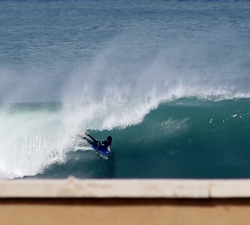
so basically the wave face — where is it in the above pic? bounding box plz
[1,98,250,179]
[0,0,250,179]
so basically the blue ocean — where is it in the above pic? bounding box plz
[0,0,250,179]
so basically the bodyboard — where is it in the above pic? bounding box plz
[92,145,112,156]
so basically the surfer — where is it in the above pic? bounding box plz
[83,132,112,152]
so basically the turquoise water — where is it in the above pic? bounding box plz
[0,0,250,179]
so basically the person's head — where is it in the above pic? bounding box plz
[107,136,112,142]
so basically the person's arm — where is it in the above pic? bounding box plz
[101,140,111,148]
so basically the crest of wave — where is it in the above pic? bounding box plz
[61,28,250,136]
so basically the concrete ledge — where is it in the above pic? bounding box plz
[2,179,250,225]
[1,178,250,198]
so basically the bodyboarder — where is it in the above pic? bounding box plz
[82,132,112,153]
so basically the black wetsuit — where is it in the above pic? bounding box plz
[85,134,112,151]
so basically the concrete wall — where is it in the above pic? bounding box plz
[1,179,250,225]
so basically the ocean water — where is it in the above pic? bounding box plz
[0,0,250,179]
